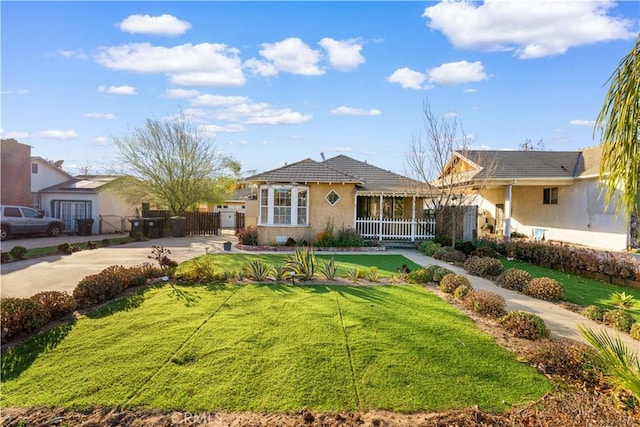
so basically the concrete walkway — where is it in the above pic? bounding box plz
[1,235,638,351]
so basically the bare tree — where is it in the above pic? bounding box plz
[519,138,545,151]
[406,100,497,247]
[111,114,238,215]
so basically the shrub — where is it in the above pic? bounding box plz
[132,231,145,242]
[30,291,77,319]
[366,266,379,282]
[529,339,601,384]
[86,240,97,250]
[244,260,272,281]
[1,297,50,339]
[602,309,634,332]
[432,266,454,282]
[314,218,335,247]
[237,226,259,246]
[9,246,27,260]
[463,256,504,277]
[286,246,317,280]
[523,277,565,301]
[455,241,476,256]
[432,247,467,263]
[610,291,635,308]
[583,305,607,322]
[419,241,441,257]
[57,242,78,255]
[630,322,640,341]
[345,267,359,282]
[101,238,111,247]
[453,283,473,300]
[469,246,500,259]
[405,267,430,284]
[335,226,364,247]
[462,290,506,318]
[73,265,126,307]
[439,273,470,294]
[496,268,532,292]
[499,311,550,340]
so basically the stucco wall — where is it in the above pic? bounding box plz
[478,180,628,251]
[256,183,356,245]
[31,160,70,191]
[1,139,31,206]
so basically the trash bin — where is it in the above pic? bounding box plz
[170,216,186,237]
[143,217,165,239]
[129,218,144,238]
[76,218,94,236]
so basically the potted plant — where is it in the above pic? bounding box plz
[223,241,232,251]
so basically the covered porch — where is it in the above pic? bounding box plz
[353,193,436,242]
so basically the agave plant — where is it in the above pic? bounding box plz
[578,325,640,400]
[272,264,286,282]
[286,246,317,281]
[610,291,635,308]
[367,266,379,282]
[345,267,360,282]
[320,257,337,280]
[244,260,273,282]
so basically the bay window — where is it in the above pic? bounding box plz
[259,185,309,226]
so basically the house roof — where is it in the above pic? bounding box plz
[436,145,604,187]
[39,175,121,193]
[31,156,74,180]
[246,155,433,195]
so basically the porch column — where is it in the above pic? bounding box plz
[353,193,357,233]
[411,196,416,242]
[379,194,383,241]
[504,184,512,241]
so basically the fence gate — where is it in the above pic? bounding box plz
[235,211,245,234]
[142,209,220,236]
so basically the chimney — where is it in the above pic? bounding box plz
[320,152,325,161]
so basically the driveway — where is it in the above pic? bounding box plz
[0,232,236,298]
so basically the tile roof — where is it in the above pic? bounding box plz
[443,145,604,183]
[246,155,433,194]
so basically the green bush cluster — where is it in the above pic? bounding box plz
[432,247,467,263]
[9,245,27,260]
[602,309,634,332]
[453,283,473,300]
[463,256,504,277]
[30,291,77,319]
[439,273,470,294]
[432,266,454,282]
[1,297,50,339]
[469,246,500,259]
[57,242,79,255]
[522,277,565,301]
[462,290,506,318]
[418,241,442,257]
[405,265,451,284]
[582,305,606,322]
[630,323,640,340]
[496,268,533,292]
[499,311,549,340]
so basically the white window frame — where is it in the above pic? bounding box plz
[258,185,309,226]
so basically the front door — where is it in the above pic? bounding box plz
[59,201,90,232]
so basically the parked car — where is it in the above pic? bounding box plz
[0,205,64,241]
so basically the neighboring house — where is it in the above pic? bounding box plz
[1,139,31,206]
[39,175,138,234]
[245,155,435,245]
[435,145,635,251]
[30,156,74,210]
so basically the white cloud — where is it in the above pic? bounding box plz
[226,139,249,146]
[91,137,109,146]
[53,49,87,59]
[1,130,30,139]
[83,112,117,120]
[570,119,596,126]
[1,89,30,95]
[244,58,279,77]
[428,61,488,86]
[38,129,78,140]
[257,38,324,76]
[98,85,137,95]
[423,0,635,59]
[118,14,191,36]
[387,67,427,90]
[463,88,477,93]
[318,38,365,71]
[330,106,381,116]
[213,100,312,125]
[201,124,246,138]
[443,112,458,118]
[95,43,245,87]
[324,146,352,152]
[164,88,200,98]
[191,94,248,107]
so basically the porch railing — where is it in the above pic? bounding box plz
[355,217,436,241]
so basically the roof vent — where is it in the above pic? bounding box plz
[320,152,325,161]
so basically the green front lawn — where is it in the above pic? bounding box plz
[501,258,640,320]
[178,253,422,279]
[2,283,550,413]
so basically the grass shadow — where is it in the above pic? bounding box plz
[84,284,164,319]
[167,283,201,306]
[1,321,75,380]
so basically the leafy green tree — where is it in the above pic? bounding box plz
[595,34,640,216]
[112,114,238,215]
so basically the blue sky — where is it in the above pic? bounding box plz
[2,1,638,177]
